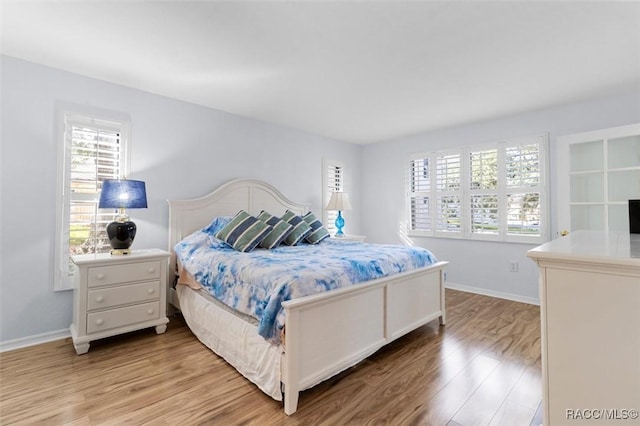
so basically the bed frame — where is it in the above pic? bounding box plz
[167,178,447,415]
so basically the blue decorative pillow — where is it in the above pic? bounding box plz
[302,211,330,244]
[256,210,294,249]
[281,210,313,245]
[214,210,272,252]
[202,215,233,236]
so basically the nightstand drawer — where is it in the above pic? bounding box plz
[87,301,160,334]
[88,261,161,287]
[87,281,161,310]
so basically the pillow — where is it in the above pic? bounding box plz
[302,211,330,244]
[214,210,272,252]
[281,210,313,245]
[256,210,294,249]
[202,215,233,236]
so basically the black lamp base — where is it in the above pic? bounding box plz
[106,220,137,255]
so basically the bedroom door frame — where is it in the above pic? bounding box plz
[556,122,640,236]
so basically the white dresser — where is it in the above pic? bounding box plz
[70,249,170,355]
[528,231,640,425]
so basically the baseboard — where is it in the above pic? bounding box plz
[0,328,70,353]
[445,282,540,306]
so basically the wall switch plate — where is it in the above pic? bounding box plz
[509,262,519,272]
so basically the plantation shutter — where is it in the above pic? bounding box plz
[56,113,130,290]
[435,153,462,235]
[69,123,123,253]
[505,139,543,237]
[406,134,547,243]
[469,148,499,236]
[408,156,431,233]
[325,162,344,234]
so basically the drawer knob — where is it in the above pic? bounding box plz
[96,296,104,303]
[96,273,105,280]
[147,288,155,294]
[147,309,154,315]
[147,267,155,274]
[96,319,104,326]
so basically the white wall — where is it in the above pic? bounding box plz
[361,92,640,303]
[0,56,363,344]
[2,53,638,346]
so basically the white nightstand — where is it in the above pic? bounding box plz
[70,248,170,355]
[331,234,367,242]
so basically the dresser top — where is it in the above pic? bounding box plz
[528,231,640,268]
[72,248,170,265]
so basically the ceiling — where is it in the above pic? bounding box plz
[2,1,639,144]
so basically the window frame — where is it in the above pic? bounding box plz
[54,109,131,291]
[406,134,549,244]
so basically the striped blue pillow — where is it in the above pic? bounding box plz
[214,210,272,252]
[281,210,313,245]
[256,210,293,249]
[303,211,330,244]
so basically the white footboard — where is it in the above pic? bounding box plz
[282,261,447,415]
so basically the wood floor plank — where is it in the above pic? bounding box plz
[505,363,543,411]
[0,290,542,425]
[409,354,501,425]
[530,400,544,426]
[451,360,526,426]
[488,400,537,426]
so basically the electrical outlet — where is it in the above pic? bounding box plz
[509,261,519,272]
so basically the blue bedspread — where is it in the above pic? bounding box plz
[175,220,438,344]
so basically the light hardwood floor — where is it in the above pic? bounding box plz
[0,289,542,425]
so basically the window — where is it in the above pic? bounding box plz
[55,111,130,290]
[505,143,542,237]
[436,153,462,234]
[323,159,344,235]
[407,134,548,243]
[408,157,430,233]
[469,148,498,236]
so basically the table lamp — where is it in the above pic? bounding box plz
[98,179,147,255]
[325,191,352,237]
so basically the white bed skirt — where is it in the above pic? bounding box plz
[176,284,284,400]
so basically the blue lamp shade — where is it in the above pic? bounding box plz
[326,192,352,237]
[98,179,147,255]
[98,179,147,209]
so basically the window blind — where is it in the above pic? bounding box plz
[406,134,548,243]
[408,157,431,233]
[505,143,542,236]
[69,124,123,255]
[55,112,130,290]
[469,148,498,235]
[324,160,344,234]
[436,153,461,234]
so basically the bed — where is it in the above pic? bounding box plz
[167,178,448,415]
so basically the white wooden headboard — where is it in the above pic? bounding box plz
[167,178,309,284]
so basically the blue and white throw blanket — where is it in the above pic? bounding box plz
[175,217,438,344]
